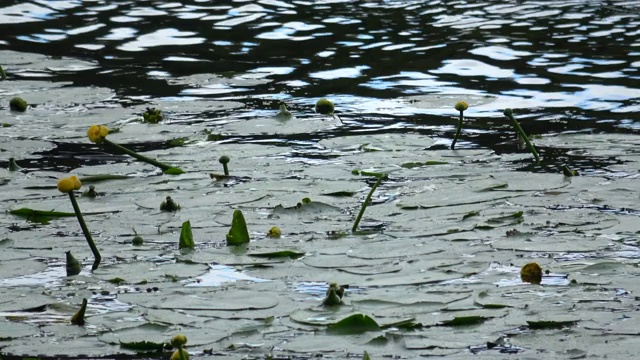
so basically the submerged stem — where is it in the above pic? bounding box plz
[450,110,464,150]
[504,110,540,164]
[68,192,101,270]
[352,176,385,233]
[103,138,183,173]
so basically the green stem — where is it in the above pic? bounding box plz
[450,110,464,150]
[222,164,229,176]
[178,347,187,360]
[505,113,540,164]
[352,176,385,233]
[0,64,6,80]
[103,138,182,173]
[67,191,101,271]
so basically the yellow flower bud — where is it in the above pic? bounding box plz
[87,125,109,143]
[267,226,281,238]
[171,334,188,348]
[57,177,76,193]
[454,101,468,112]
[70,175,82,190]
[520,262,543,285]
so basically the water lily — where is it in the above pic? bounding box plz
[503,109,540,164]
[87,125,184,174]
[58,175,102,270]
[451,101,468,150]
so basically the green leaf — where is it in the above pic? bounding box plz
[179,220,195,249]
[248,250,305,259]
[401,162,424,169]
[107,277,126,285]
[164,167,185,175]
[462,210,480,220]
[327,314,381,335]
[527,320,578,329]
[226,210,250,246]
[321,191,356,197]
[438,316,489,326]
[363,351,371,360]
[119,340,165,352]
[424,160,448,165]
[79,174,130,183]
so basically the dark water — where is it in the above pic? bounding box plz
[1,0,640,171]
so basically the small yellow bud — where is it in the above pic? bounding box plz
[520,262,543,285]
[57,177,76,193]
[503,108,513,117]
[454,101,468,112]
[171,334,188,348]
[87,125,109,143]
[315,98,335,115]
[267,226,281,238]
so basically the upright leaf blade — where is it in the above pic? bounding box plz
[226,210,250,246]
[179,220,194,249]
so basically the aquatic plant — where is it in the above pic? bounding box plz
[160,196,181,212]
[8,157,21,171]
[267,226,281,238]
[170,334,188,360]
[87,125,184,174]
[451,101,468,150]
[131,228,144,246]
[9,96,27,112]
[179,220,195,249]
[81,185,100,197]
[322,282,347,306]
[0,64,6,80]
[315,97,343,123]
[142,107,163,123]
[65,250,81,276]
[226,209,250,245]
[315,98,334,115]
[219,155,230,176]
[71,298,88,326]
[562,165,578,176]
[58,175,102,270]
[503,109,540,164]
[520,262,542,284]
[275,103,293,121]
[352,174,387,233]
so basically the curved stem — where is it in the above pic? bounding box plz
[222,163,229,176]
[505,114,540,164]
[103,138,182,173]
[352,176,385,233]
[68,191,101,270]
[450,110,464,150]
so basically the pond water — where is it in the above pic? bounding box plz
[1,1,640,359]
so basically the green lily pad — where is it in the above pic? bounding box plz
[327,313,381,335]
[248,250,305,259]
[527,320,578,329]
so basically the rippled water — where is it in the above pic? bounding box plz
[2,1,639,156]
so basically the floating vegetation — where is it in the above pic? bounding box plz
[142,107,163,124]
[352,173,386,233]
[88,125,184,174]
[8,158,21,171]
[520,262,543,285]
[219,155,230,176]
[160,196,181,212]
[65,250,81,276]
[275,103,293,121]
[322,282,347,306]
[9,97,27,112]
[179,220,194,249]
[563,164,579,176]
[70,298,88,326]
[267,226,281,238]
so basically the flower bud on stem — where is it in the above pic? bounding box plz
[103,138,184,174]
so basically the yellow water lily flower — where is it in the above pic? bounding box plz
[87,125,109,143]
[171,334,187,348]
[454,101,468,112]
[57,176,76,193]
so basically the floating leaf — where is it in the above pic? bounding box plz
[438,316,489,327]
[179,220,195,249]
[363,351,371,360]
[327,314,381,335]
[462,210,480,220]
[164,167,185,175]
[248,250,304,259]
[527,320,578,329]
[9,208,118,224]
[119,340,165,352]
[321,191,356,197]
[226,210,250,246]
